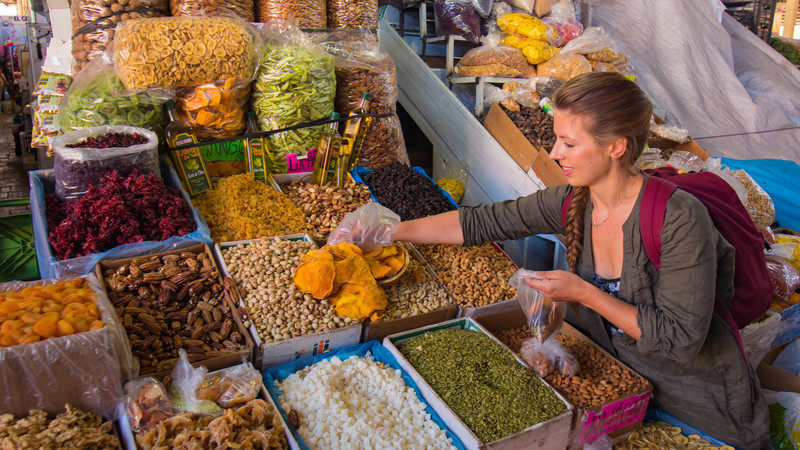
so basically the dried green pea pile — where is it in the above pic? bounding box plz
[397,329,566,443]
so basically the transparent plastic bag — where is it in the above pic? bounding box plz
[765,254,800,300]
[329,46,398,115]
[170,0,254,22]
[772,240,800,273]
[168,349,224,416]
[759,225,776,245]
[541,2,584,47]
[53,125,159,203]
[59,55,168,137]
[257,0,326,29]
[665,150,705,174]
[535,53,591,81]
[730,169,776,228]
[635,147,667,171]
[327,0,378,29]
[471,0,494,18]
[763,389,800,449]
[486,1,512,34]
[436,157,469,204]
[196,362,262,408]
[327,202,401,252]
[497,13,558,44]
[176,78,250,139]
[434,0,482,44]
[71,0,168,74]
[253,22,335,171]
[509,269,566,343]
[704,158,748,207]
[357,113,410,169]
[114,15,258,90]
[124,377,175,433]
[520,336,580,377]
[454,33,532,78]
[560,26,614,55]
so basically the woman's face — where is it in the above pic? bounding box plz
[550,110,614,187]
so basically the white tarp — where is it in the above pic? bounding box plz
[590,0,800,163]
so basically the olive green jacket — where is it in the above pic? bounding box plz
[458,176,768,449]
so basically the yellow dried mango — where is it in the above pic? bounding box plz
[294,258,335,299]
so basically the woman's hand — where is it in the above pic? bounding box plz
[524,270,591,305]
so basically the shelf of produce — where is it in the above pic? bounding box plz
[449,76,528,117]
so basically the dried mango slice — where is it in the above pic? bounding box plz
[294,258,335,299]
[383,255,405,276]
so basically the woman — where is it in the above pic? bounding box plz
[332,72,769,447]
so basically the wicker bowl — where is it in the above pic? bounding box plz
[376,242,410,287]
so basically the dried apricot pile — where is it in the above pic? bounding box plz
[0,278,103,348]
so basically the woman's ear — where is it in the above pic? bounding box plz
[608,136,628,160]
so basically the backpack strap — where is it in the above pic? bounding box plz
[560,189,574,231]
[639,173,756,403]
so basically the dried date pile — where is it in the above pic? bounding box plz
[361,162,456,221]
[0,404,119,448]
[501,104,555,148]
[46,170,196,260]
[102,250,247,375]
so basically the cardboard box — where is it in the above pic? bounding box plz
[117,381,299,449]
[214,235,362,369]
[362,246,460,342]
[476,310,653,447]
[95,243,254,380]
[483,103,567,187]
[757,343,800,394]
[384,318,574,450]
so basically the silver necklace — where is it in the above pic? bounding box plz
[592,179,634,227]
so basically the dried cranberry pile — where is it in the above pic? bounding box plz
[66,132,148,148]
[47,170,196,260]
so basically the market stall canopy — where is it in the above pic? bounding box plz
[591,0,800,164]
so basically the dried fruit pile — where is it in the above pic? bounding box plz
[101,250,248,375]
[46,170,196,260]
[0,278,103,348]
[0,404,120,448]
[65,131,148,148]
[361,162,456,221]
[279,179,372,242]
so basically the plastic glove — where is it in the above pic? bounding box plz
[326,202,401,252]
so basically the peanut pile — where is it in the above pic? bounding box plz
[382,258,453,320]
[194,173,309,242]
[416,243,517,307]
[279,180,372,242]
[495,326,650,409]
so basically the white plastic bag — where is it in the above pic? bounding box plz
[560,27,614,55]
[168,349,223,416]
[763,389,800,449]
[704,158,748,207]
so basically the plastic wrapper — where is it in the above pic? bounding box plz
[168,350,224,416]
[253,23,335,172]
[497,13,558,44]
[470,0,493,17]
[535,52,591,80]
[331,46,398,115]
[33,72,72,96]
[773,239,800,273]
[327,202,401,252]
[500,34,559,65]
[357,113,410,169]
[196,362,262,408]
[257,0,326,29]
[71,0,168,74]
[759,226,776,245]
[38,94,63,114]
[541,2,583,47]
[763,389,800,449]
[124,378,176,433]
[520,336,580,377]
[176,78,250,139]
[703,158,748,207]
[486,1,512,34]
[59,57,167,136]
[534,77,565,98]
[436,158,469,204]
[764,254,800,300]
[559,26,614,55]
[664,150,705,173]
[0,274,134,419]
[434,0,482,44]
[114,15,258,90]
[327,0,378,29]
[635,147,668,171]
[170,0,254,22]
[509,269,566,343]
[730,169,776,228]
[52,125,159,203]
[455,33,533,77]
[740,310,785,370]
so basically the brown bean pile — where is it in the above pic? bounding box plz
[362,162,456,221]
[279,179,372,242]
[170,0,254,22]
[494,326,651,410]
[416,243,517,307]
[102,251,248,375]
[501,104,555,148]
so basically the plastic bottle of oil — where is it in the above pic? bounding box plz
[164,100,212,196]
[311,112,341,186]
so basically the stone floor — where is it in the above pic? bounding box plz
[0,112,33,217]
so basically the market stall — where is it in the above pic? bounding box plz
[6,0,800,447]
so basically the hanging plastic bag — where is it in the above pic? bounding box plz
[327,0,378,29]
[509,269,566,342]
[168,349,224,416]
[497,13,558,45]
[196,362,262,408]
[436,158,469,204]
[541,1,584,47]
[256,0,326,29]
[71,0,168,74]
[434,0,482,44]
[327,202,401,252]
[175,78,250,139]
[454,33,533,78]
[730,169,776,228]
[124,377,176,433]
[171,0,254,22]
[520,335,580,377]
[253,22,336,172]
[59,54,168,136]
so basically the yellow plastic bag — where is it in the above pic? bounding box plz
[501,34,559,65]
[497,13,558,43]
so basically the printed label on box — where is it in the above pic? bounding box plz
[293,339,331,360]
[579,390,652,444]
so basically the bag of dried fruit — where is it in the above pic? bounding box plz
[253,21,336,173]
[454,33,534,78]
[171,0,254,22]
[509,269,580,378]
